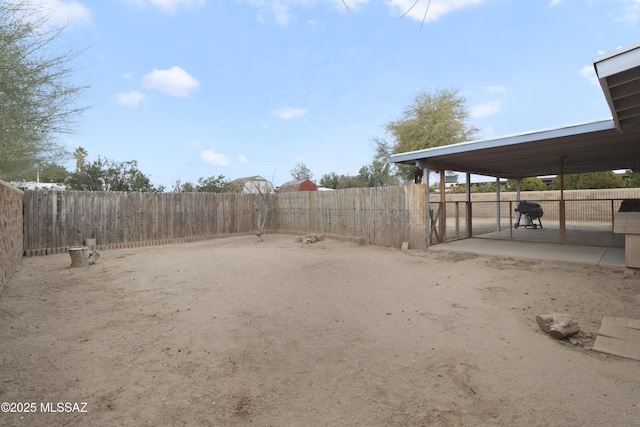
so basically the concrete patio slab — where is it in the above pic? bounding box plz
[428,238,626,268]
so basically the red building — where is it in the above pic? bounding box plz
[277,179,318,192]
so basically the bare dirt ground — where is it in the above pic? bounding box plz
[1,234,640,426]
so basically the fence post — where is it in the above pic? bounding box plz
[455,201,459,240]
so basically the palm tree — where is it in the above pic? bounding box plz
[73,147,88,170]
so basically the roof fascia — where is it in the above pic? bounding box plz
[389,119,616,165]
[593,41,640,78]
[594,42,640,130]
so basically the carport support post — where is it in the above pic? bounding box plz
[560,156,566,243]
[512,179,521,239]
[466,172,472,238]
[496,177,501,231]
[419,161,431,248]
[439,170,446,242]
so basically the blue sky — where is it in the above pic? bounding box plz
[38,0,640,187]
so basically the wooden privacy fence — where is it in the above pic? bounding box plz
[23,186,428,254]
[23,191,270,254]
[22,186,640,255]
[274,185,427,250]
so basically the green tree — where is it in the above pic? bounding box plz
[386,88,480,182]
[0,1,88,180]
[173,176,242,193]
[449,182,497,193]
[549,174,581,190]
[319,172,340,189]
[290,162,313,181]
[172,180,196,192]
[624,169,640,188]
[73,147,88,170]
[319,172,366,189]
[67,157,161,192]
[195,175,228,192]
[474,182,498,193]
[6,162,69,183]
[194,175,242,193]
[577,171,624,189]
[33,163,69,183]
[356,138,400,187]
[504,177,547,192]
[550,172,624,190]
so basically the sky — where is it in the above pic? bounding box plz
[33,0,640,187]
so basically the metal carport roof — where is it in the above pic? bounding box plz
[390,118,640,179]
[391,42,640,179]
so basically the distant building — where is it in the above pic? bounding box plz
[277,179,318,192]
[230,176,274,194]
[10,181,66,191]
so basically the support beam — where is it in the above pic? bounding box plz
[424,166,431,247]
[496,176,501,231]
[466,172,472,238]
[439,170,446,243]
[560,156,566,244]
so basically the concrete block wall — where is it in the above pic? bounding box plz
[0,180,23,292]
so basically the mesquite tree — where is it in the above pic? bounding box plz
[254,180,275,241]
[0,1,88,179]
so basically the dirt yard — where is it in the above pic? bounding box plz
[1,234,639,426]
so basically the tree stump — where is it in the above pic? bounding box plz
[536,313,581,339]
[68,247,100,267]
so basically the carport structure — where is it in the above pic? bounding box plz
[391,41,640,248]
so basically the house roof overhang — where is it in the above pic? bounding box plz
[594,41,640,131]
[390,42,640,179]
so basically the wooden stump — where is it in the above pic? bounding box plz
[68,247,100,267]
[536,313,581,339]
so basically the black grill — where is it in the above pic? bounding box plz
[514,201,543,229]
[619,199,640,212]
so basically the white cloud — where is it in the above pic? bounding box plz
[470,101,501,118]
[484,85,506,94]
[150,0,204,13]
[142,66,200,97]
[249,0,291,25]
[273,2,292,25]
[332,0,368,11]
[123,0,205,14]
[579,65,599,86]
[548,0,562,6]
[238,155,248,163]
[116,91,147,107]
[272,107,307,119]
[185,140,203,149]
[26,0,92,28]
[201,150,232,166]
[387,0,485,23]
[246,0,367,25]
[616,0,640,23]
[481,124,494,137]
[248,0,333,25]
